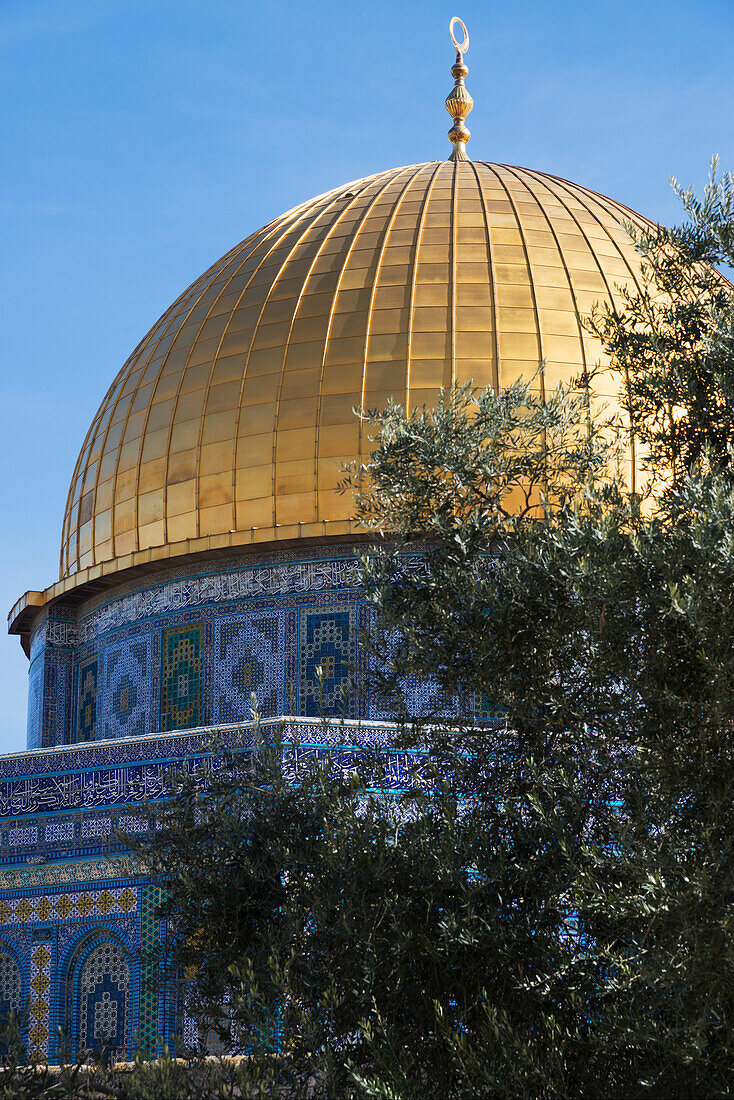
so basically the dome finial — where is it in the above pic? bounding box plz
[446,17,473,162]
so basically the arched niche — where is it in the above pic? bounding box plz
[59,930,133,1061]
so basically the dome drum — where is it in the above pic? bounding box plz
[21,544,464,751]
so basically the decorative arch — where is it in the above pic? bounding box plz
[0,938,23,1023]
[58,929,133,1061]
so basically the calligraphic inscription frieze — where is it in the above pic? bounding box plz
[0,756,219,818]
[46,558,368,648]
[37,554,427,650]
[0,735,430,818]
[0,717,403,782]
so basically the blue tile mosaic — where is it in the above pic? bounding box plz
[27,656,43,751]
[0,946,22,1019]
[8,825,38,846]
[77,659,98,743]
[161,625,203,733]
[26,549,374,750]
[81,818,112,839]
[78,940,130,1057]
[300,607,355,717]
[0,715,429,1061]
[101,634,152,740]
[4,544,454,1061]
[42,651,73,749]
[214,611,286,722]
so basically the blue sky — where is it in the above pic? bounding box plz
[1,0,733,752]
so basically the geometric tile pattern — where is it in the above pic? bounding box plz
[44,821,75,842]
[27,656,44,751]
[27,550,382,749]
[24,639,75,752]
[161,625,202,733]
[8,544,468,1061]
[77,659,98,742]
[300,608,354,717]
[214,612,284,722]
[102,634,152,740]
[118,815,148,834]
[0,858,139,891]
[81,817,112,839]
[79,941,130,1059]
[20,545,510,750]
[0,716,426,1063]
[0,949,22,1019]
[138,884,161,1058]
[401,671,446,719]
[43,650,74,749]
[8,825,39,846]
[0,887,137,926]
[29,940,52,1058]
[181,989,198,1053]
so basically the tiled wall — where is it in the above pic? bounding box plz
[0,719,435,1061]
[28,547,370,749]
[26,544,495,751]
[0,873,144,1060]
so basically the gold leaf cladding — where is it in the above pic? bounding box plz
[54,162,661,590]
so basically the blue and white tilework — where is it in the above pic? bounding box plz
[28,608,76,750]
[81,818,112,839]
[214,610,286,722]
[77,659,99,743]
[9,825,38,846]
[299,606,356,717]
[0,715,430,1061]
[101,634,153,740]
[27,657,44,751]
[0,944,22,1018]
[78,939,130,1057]
[27,547,374,750]
[2,541,472,1061]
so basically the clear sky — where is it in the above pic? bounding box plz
[1,0,733,753]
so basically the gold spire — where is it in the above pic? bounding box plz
[446,17,473,162]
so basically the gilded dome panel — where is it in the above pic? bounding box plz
[60,161,655,584]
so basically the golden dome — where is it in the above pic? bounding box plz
[57,160,652,591]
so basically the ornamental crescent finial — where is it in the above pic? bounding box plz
[446,17,473,162]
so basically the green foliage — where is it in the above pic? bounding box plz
[123,167,734,1097]
[337,168,734,1096]
[0,1010,318,1098]
[129,727,619,1097]
[587,159,734,485]
[340,378,631,735]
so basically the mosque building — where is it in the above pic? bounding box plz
[2,21,656,1060]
